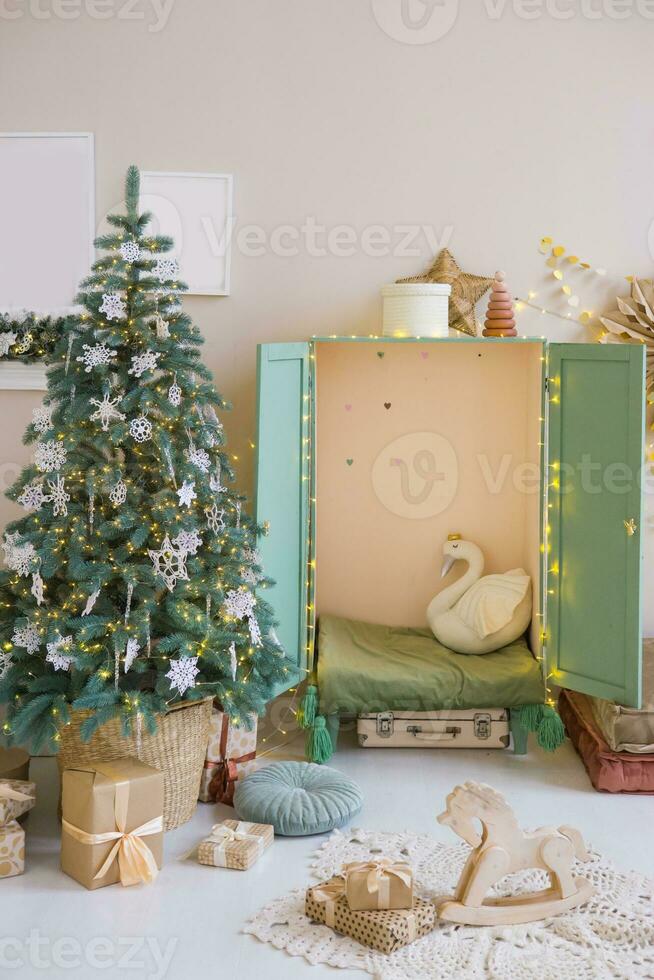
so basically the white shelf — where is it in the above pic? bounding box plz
[0,362,48,390]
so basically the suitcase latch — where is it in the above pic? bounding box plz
[474,712,492,739]
[376,712,394,737]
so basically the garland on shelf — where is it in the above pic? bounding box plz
[0,308,79,363]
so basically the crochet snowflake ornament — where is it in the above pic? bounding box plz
[45,476,70,517]
[148,534,190,592]
[76,343,118,373]
[177,481,197,509]
[128,350,161,378]
[205,503,226,533]
[109,479,127,506]
[129,416,153,443]
[34,440,67,473]
[46,635,74,672]
[209,471,228,494]
[0,331,17,356]
[224,587,256,621]
[185,446,211,473]
[99,293,127,321]
[17,481,46,512]
[172,528,203,556]
[2,533,36,577]
[124,637,140,673]
[153,257,179,284]
[32,405,53,434]
[90,392,126,431]
[120,241,141,263]
[166,656,199,695]
[11,622,40,655]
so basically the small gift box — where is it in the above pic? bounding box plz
[0,820,25,879]
[199,704,258,805]
[344,859,413,911]
[61,758,164,891]
[0,779,36,826]
[306,877,435,954]
[197,819,273,870]
[0,748,30,783]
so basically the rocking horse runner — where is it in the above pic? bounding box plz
[436,782,594,925]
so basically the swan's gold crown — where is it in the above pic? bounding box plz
[447,533,462,541]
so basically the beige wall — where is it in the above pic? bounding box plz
[1,1,653,626]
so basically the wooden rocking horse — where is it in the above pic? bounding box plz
[436,781,594,925]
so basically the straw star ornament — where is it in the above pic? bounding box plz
[398,248,493,336]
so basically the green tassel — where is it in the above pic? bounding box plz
[297,684,318,730]
[519,703,545,733]
[536,704,566,752]
[306,715,333,764]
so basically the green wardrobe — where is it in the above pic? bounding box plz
[255,337,645,712]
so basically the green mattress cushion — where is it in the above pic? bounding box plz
[317,614,545,715]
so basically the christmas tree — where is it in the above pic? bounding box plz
[0,166,294,750]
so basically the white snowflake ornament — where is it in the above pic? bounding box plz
[129,416,153,443]
[2,533,36,577]
[209,470,227,494]
[166,656,199,695]
[205,503,225,534]
[128,350,161,378]
[172,528,202,556]
[153,257,179,284]
[168,379,182,407]
[45,476,70,517]
[32,405,53,434]
[185,446,211,473]
[99,293,126,321]
[34,440,67,473]
[224,587,256,621]
[120,241,141,263]
[0,650,12,680]
[46,635,74,671]
[109,479,127,506]
[76,343,118,372]
[177,481,197,509]
[11,622,40,655]
[148,535,190,592]
[124,637,140,673]
[90,392,126,431]
[17,481,46,512]
[0,331,17,356]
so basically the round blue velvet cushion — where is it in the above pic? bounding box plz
[233,761,363,837]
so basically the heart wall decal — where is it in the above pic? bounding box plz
[344,404,352,411]
[384,402,391,410]
[346,458,353,466]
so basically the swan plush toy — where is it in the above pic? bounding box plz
[427,534,532,655]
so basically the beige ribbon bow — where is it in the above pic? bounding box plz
[311,878,347,927]
[62,779,162,887]
[344,859,412,909]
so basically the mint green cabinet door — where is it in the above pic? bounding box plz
[547,343,644,707]
[255,343,311,695]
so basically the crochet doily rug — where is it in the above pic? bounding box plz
[244,828,654,980]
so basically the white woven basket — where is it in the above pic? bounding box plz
[381,283,451,338]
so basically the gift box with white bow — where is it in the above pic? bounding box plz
[60,758,164,890]
[305,876,436,954]
[344,859,413,911]
[197,819,273,870]
[0,778,36,826]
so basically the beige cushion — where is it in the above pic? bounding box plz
[588,641,654,753]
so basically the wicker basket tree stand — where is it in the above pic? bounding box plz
[56,698,213,830]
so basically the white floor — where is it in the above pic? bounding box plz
[1,729,652,980]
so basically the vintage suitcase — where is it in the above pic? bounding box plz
[357,709,510,749]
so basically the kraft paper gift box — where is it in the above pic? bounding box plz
[197,819,273,870]
[61,758,164,891]
[306,877,436,954]
[0,747,30,784]
[344,859,413,911]
[199,704,258,804]
[0,778,36,826]
[0,820,25,879]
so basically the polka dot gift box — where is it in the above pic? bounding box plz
[0,821,25,880]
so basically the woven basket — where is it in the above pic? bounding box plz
[56,698,213,831]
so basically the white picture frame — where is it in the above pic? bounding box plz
[0,132,95,311]
[140,171,233,296]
